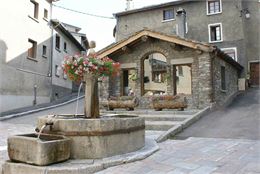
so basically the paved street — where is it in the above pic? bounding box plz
[97,137,260,174]
[0,88,259,173]
[175,88,260,140]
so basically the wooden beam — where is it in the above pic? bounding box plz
[141,35,149,42]
[121,46,131,53]
[98,31,148,58]
[195,49,203,55]
[98,30,213,58]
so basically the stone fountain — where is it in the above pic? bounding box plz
[2,42,149,174]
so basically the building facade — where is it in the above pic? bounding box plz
[50,20,87,100]
[0,1,87,113]
[114,0,259,84]
[99,30,243,109]
[0,0,54,112]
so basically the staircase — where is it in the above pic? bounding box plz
[140,114,192,131]
[101,109,198,131]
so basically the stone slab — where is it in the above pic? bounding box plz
[1,138,159,174]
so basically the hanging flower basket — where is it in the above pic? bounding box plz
[62,54,120,83]
[62,54,120,118]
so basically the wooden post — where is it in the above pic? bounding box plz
[84,73,100,118]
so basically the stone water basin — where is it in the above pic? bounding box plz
[7,133,70,166]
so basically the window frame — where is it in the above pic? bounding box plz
[162,8,175,22]
[43,9,48,20]
[63,42,67,52]
[55,65,60,77]
[206,0,222,15]
[221,47,237,61]
[55,34,61,51]
[208,23,223,43]
[42,45,47,58]
[30,0,39,19]
[28,39,37,59]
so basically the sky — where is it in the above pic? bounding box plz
[52,0,174,51]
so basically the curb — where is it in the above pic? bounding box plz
[0,96,85,121]
[2,138,159,174]
[156,107,211,143]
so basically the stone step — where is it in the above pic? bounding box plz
[140,114,188,122]
[145,121,180,131]
[101,109,198,116]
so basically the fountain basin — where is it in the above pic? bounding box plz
[8,133,71,166]
[37,115,145,159]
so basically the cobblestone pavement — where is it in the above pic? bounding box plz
[97,137,260,174]
[1,121,260,174]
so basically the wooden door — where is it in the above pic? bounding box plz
[250,62,260,86]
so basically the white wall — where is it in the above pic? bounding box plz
[52,28,83,90]
[0,0,52,112]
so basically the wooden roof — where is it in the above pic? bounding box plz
[98,29,214,57]
[98,29,243,71]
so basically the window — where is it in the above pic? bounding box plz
[30,0,39,19]
[207,0,222,15]
[55,34,60,50]
[44,9,48,19]
[63,72,67,80]
[178,66,183,76]
[42,45,47,57]
[163,9,174,21]
[221,47,237,61]
[63,42,67,52]
[28,39,37,58]
[221,66,226,90]
[55,65,60,77]
[208,23,222,42]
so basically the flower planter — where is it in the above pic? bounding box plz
[103,96,138,111]
[152,95,188,111]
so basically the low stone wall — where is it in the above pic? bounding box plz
[213,57,239,106]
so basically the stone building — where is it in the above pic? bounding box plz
[98,29,243,109]
[113,0,259,86]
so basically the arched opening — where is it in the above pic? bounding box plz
[141,53,167,96]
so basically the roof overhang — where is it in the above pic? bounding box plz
[98,29,243,71]
[98,29,214,57]
[51,19,86,51]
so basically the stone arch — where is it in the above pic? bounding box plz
[137,43,171,96]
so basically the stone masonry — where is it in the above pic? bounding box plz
[102,38,240,109]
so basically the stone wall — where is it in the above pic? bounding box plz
[213,55,239,106]
[105,40,215,109]
[102,39,240,109]
[115,0,259,77]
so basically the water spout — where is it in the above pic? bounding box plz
[37,122,54,140]
[37,124,47,139]
[75,82,83,117]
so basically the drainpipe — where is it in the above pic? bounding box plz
[33,84,37,105]
[49,2,54,101]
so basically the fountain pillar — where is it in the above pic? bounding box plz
[84,73,100,118]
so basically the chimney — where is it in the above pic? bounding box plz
[176,8,186,38]
[125,0,133,11]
